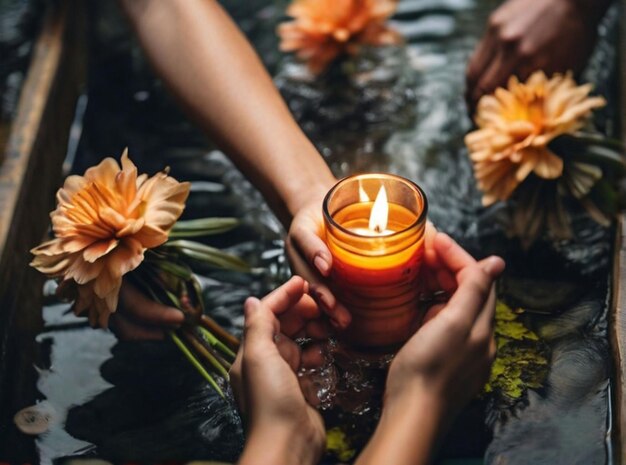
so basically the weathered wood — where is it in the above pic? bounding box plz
[612,216,626,463]
[612,4,626,463]
[0,0,85,454]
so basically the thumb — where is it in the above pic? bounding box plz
[243,297,279,357]
[477,255,505,279]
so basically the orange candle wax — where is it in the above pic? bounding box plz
[323,174,428,349]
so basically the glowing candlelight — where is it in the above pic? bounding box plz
[323,174,428,349]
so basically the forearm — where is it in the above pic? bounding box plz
[238,425,322,465]
[356,391,445,465]
[120,0,335,225]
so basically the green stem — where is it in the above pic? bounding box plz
[200,314,240,351]
[198,325,237,360]
[169,331,225,398]
[181,329,231,379]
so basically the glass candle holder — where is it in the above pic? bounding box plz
[323,173,428,349]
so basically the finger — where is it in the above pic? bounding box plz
[301,343,325,369]
[466,30,498,91]
[278,293,321,336]
[472,48,519,104]
[298,375,322,407]
[443,264,494,334]
[286,237,352,328]
[243,297,279,354]
[261,276,308,317]
[435,233,477,272]
[421,302,446,326]
[109,313,166,341]
[304,319,330,340]
[289,217,332,277]
[424,221,439,269]
[479,255,506,279]
[470,256,505,337]
[469,283,497,342]
[119,283,185,327]
[275,333,301,372]
[309,283,351,329]
[229,350,245,413]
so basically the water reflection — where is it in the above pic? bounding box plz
[13,0,621,463]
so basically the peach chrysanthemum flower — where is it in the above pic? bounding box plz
[31,150,190,327]
[277,0,401,74]
[465,71,606,206]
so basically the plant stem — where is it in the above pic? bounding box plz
[200,315,240,351]
[198,325,237,360]
[169,331,225,398]
[181,328,231,379]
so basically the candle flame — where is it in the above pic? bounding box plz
[359,181,370,202]
[369,186,388,233]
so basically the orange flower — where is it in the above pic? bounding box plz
[466,71,606,206]
[31,150,190,327]
[277,0,401,74]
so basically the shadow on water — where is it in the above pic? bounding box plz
[0,0,621,463]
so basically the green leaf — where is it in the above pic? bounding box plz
[164,240,250,272]
[550,134,626,176]
[170,218,239,238]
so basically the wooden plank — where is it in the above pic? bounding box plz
[612,216,626,463]
[0,0,85,453]
[612,4,626,463]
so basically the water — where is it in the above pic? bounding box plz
[1,0,621,463]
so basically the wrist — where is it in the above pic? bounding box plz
[355,383,448,465]
[284,169,337,217]
[239,423,323,465]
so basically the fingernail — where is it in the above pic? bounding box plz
[244,297,260,317]
[314,255,330,275]
[483,256,505,276]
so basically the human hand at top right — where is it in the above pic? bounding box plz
[466,0,611,110]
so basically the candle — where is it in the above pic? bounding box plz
[323,173,428,349]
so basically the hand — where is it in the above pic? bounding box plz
[466,0,610,110]
[109,280,185,340]
[231,277,327,465]
[286,186,352,330]
[356,233,505,465]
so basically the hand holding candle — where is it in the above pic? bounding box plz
[323,174,428,349]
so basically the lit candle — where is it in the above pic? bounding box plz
[323,173,428,349]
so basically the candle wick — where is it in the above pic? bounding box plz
[374,225,382,234]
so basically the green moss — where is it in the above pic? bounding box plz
[485,302,549,402]
[326,427,357,462]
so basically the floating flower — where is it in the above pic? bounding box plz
[278,0,401,74]
[30,150,190,327]
[466,71,606,206]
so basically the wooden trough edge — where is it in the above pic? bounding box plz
[613,2,626,463]
[0,0,85,437]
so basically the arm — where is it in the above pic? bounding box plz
[119,0,336,226]
[356,234,505,465]
[230,277,327,465]
[115,0,350,336]
[466,0,612,109]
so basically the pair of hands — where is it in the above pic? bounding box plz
[466,0,611,110]
[231,229,504,465]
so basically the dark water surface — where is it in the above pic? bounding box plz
[2,0,621,463]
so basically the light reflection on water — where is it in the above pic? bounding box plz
[2,0,618,463]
